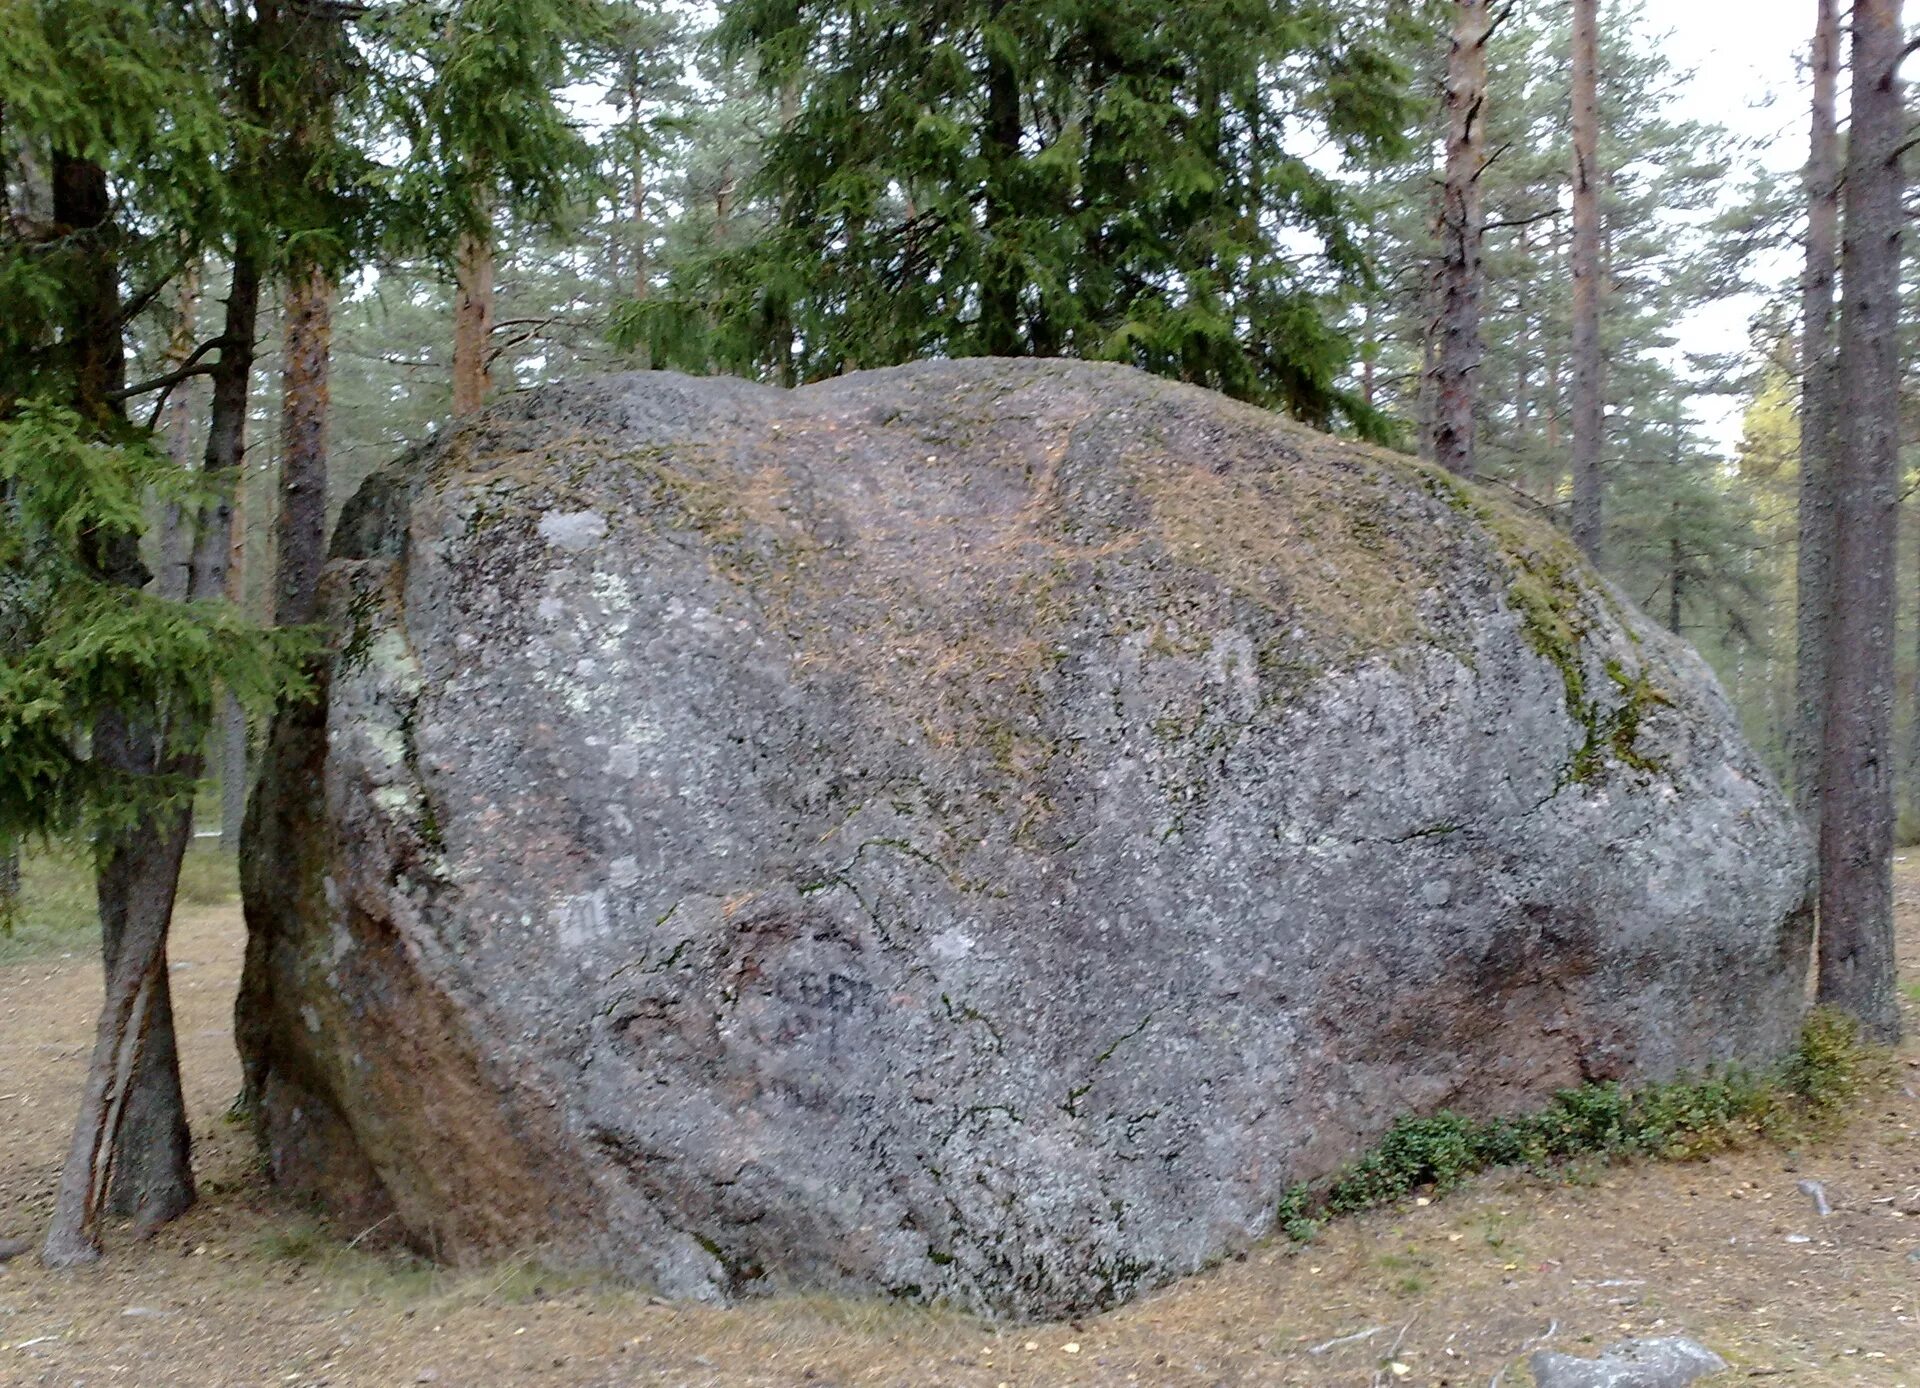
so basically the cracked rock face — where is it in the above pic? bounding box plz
[238,360,1811,1318]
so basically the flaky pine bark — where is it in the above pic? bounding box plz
[452,227,495,415]
[275,261,334,625]
[1429,0,1491,478]
[1568,0,1603,560]
[1793,0,1842,825]
[1817,0,1905,1044]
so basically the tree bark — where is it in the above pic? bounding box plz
[1794,0,1842,826]
[1568,0,1604,561]
[452,227,495,415]
[1515,226,1533,453]
[1817,0,1905,1045]
[275,261,333,626]
[43,790,194,1265]
[154,266,200,605]
[627,55,650,305]
[1429,0,1490,478]
[43,154,196,1262]
[0,847,18,924]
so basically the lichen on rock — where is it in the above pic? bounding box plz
[239,359,1812,1319]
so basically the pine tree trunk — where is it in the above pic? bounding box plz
[1794,0,1842,826]
[1430,0,1490,478]
[1515,228,1533,453]
[452,227,495,414]
[220,694,248,854]
[1817,0,1905,1045]
[628,57,651,306]
[1568,0,1604,561]
[275,261,333,626]
[154,266,200,604]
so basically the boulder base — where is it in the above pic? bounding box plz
[240,360,1810,1318]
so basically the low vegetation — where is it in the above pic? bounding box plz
[1276,1009,1876,1243]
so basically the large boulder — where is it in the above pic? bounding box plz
[239,359,1811,1318]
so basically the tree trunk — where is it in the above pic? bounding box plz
[98,798,195,1229]
[43,789,194,1265]
[1429,0,1490,478]
[628,56,650,305]
[275,261,333,626]
[1794,0,1843,825]
[1568,0,1604,561]
[41,152,199,1263]
[1817,0,1905,1045]
[220,694,248,854]
[452,227,495,415]
[1515,227,1533,453]
[979,0,1023,357]
[154,266,200,604]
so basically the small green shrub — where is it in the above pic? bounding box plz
[1278,1011,1875,1242]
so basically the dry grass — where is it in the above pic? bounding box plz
[0,840,237,968]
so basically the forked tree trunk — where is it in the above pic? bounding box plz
[41,152,199,1263]
[275,261,334,625]
[1429,0,1491,478]
[43,790,194,1265]
[1568,0,1604,561]
[1817,0,1905,1045]
[452,227,495,415]
[1794,0,1843,825]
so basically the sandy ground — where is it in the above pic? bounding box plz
[2,873,1918,1387]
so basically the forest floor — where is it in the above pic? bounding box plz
[2,855,1918,1388]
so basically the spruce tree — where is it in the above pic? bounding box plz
[626,0,1418,432]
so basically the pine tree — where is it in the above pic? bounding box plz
[1793,0,1842,822]
[1818,0,1905,1044]
[1430,0,1493,477]
[381,0,606,414]
[1568,0,1603,559]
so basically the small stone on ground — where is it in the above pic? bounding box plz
[1529,1336,1728,1388]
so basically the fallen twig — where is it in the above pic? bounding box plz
[1308,1324,1385,1355]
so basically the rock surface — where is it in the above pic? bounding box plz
[1530,1336,1729,1388]
[239,359,1811,1318]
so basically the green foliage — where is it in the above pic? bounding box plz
[1277,1011,1875,1243]
[0,403,315,847]
[621,0,1420,433]
[376,0,609,255]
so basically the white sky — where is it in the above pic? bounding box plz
[1655,0,1813,450]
